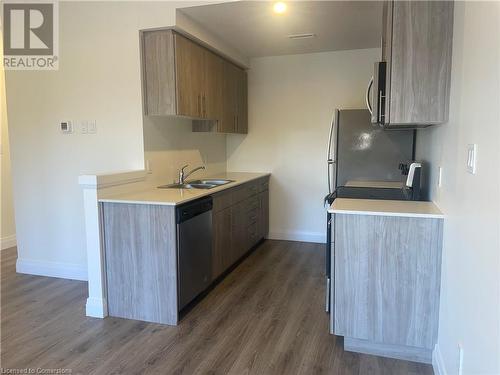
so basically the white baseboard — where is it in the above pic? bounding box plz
[86,297,107,318]
[1,234,17,250]
[433,344,447,375]
[16,258,88,281]
[268,230,326,244]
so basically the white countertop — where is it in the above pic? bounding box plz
[98,172,270,206]
[345,180,405,189]
[328,198,444,219]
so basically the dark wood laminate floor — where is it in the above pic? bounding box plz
[1,241,433,375]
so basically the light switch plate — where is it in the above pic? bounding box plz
[88,120,97,134]
[80,120,88,134]
[466,144,477,174]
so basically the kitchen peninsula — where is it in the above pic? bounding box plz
[98,172,270,325]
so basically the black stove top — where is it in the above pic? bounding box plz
[325,186,412,205]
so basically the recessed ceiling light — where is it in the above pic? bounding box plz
[273,2,287,14]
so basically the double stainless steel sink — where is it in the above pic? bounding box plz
[158,179,234,190]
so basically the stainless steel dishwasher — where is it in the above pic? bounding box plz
[176,197,213,310]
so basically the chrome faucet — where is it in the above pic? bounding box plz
[179,165,205,184]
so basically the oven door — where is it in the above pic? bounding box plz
[326,212,332,313]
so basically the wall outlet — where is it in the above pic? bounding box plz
[438,167,443,188]
[466,144,477,174]
[458,344,464,375]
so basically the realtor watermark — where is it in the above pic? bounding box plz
[1,0,59,70]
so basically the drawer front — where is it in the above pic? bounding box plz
[258,179,269,193]
[216,177,269,207]
[212,190,233,212]
[246,208,259,225]
[244,196,260,212]
[246,182,259,197]
[232,180,259,204]
[231,186,248,204]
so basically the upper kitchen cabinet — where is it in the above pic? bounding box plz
[218,62,248,133]
[174,33,206,118]
[141,29,248,134]
[369,1,454,128]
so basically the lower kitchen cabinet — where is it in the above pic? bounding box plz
[102,203,179,325]
[101,176,270,326]
[212,177,270,280]
[258,189,269,239]
[212,207,232,279]
[332,213,443,364]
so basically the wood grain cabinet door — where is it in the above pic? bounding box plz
[230,201,247,263]
[142,30,176,116]
[259,190,269,239]
[219,61,238,133]
[203,50,224,121]
[174,33,205,118]
[213,207,232,280]
[381,0,454,127]
[334,214,443,349]
[236,68,248,133]
[219,62,248,134]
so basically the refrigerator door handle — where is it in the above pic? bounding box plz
[326,111,336,163]
[366,76,374,115]
[326,111,337,194]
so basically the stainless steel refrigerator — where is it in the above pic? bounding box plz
[327,109,414,194]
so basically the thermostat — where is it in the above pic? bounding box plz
[60,121,73,133]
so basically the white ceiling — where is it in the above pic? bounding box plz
[178,1,383,58]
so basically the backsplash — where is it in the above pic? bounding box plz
[143,116,227,185]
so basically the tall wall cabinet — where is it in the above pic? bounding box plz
[141,29,248,134]
[369,1,454,128]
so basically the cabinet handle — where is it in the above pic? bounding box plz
[366,77,373,115]
[197,94,201,117]
[203,94,206,117]
[378,90,385,122]
[234,115,237,132]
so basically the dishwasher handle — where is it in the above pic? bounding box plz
[176,197,213,223]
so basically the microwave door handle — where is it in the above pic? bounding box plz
[327,111,337,194]
[366,77,374,115]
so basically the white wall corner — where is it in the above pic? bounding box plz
[268,230,326,244]
[1,234,17,250]
[16,258,88,281]
[86,297,108,318]
[80,179,108,318]
[432,344,447,375]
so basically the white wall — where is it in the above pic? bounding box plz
[415,2,500,374]
[4,1,225,278]
[1,32,16,250]
[227,48,380,242]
